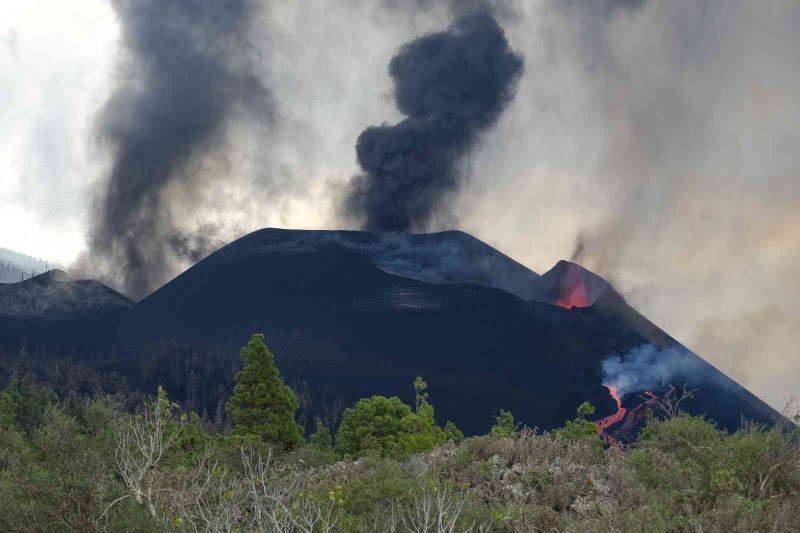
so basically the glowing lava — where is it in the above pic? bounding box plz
[554,267,590,309]
[597,384,626,446]
[596,384,677,447]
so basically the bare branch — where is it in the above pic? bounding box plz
[113,394,181,521]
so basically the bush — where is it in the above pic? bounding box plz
[0,392,158,532]
[335,378,450,458]
[490,409,516,438]
[335,395,415,457]
[309,417,333,449]
[1,357,798,532]
[554,402,602,445]
[444,420,465,444]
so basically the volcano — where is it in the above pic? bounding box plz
[539,260,610,309]
[0,269,132,351]
[0,229,783,438]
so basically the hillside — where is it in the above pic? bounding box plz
[0,246,58,282]
[0,228,784,439]
[110,228,780,436]
[0,269,133,352]
[0,262,24,284]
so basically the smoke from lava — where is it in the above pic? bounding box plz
[601,343,711,399]
[343,3,523,232]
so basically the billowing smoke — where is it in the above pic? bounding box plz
[455,0,800,409]
[344,5,523,232]
[88,0,272,299]
[7,0,797,409]
[602,344,709,399]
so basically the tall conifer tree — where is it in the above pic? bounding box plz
[226,334,304,449]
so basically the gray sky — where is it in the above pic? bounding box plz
[1,0,798,410]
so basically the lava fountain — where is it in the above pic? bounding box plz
[541,260,610,309]
[554,263,593,309]
[554,269,589,309]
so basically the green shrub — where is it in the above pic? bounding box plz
[558,418,600,443]
[1,360,798,532]
[335,378,449,458]
[722,421,800,498]
[576,401,596,418]
[335,395,414,457]
[554,402,602,446]
[0,377,57,434]
[289,443,341,468]
[336,457,417,527]
[309,417,333,449]
[490,409,516,438]
[444,420,465,444]
[521,469,556,491]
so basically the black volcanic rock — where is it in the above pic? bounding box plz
[198,229,545,299]
[0,230,784,437]
[0,269,132,351]
[0,269,132,319]
[112,228,782,436]
[590,289,784,436]
[117,228,548,349]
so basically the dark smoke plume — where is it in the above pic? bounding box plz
[89,0,272,299]
[344,6,523,232]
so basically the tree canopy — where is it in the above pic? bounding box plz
[335,377,462,457]
[225,334,304,450]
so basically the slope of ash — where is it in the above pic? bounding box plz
[0,270,132,319]
[0,269,133,352]
[111,228,782,437]
[0,229,784,439]
[208,229,545,300]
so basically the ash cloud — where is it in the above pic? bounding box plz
[602,344,709,399]
[343,4,523,232]
[551,0,800,410]
[456,0,800,409]
[87,0,272,299]
[7,0,797,410]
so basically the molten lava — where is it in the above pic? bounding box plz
[596,384,678,447]
[554,267,590,309]
[597,384,626,446]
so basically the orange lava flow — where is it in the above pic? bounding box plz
[597,384,626,447]
[597,384,626,430]
[596,384,677,448]
[555,270,590,309]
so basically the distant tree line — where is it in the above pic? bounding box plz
[0,261,25,283]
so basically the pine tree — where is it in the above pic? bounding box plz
[225,334,304,449]
[414,376,428,413]
[576,401,596,420]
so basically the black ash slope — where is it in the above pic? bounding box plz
[0,270,132,352]
[0,229,782,436]
[114,228,781,435]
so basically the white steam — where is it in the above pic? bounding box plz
[601,343,708,399]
